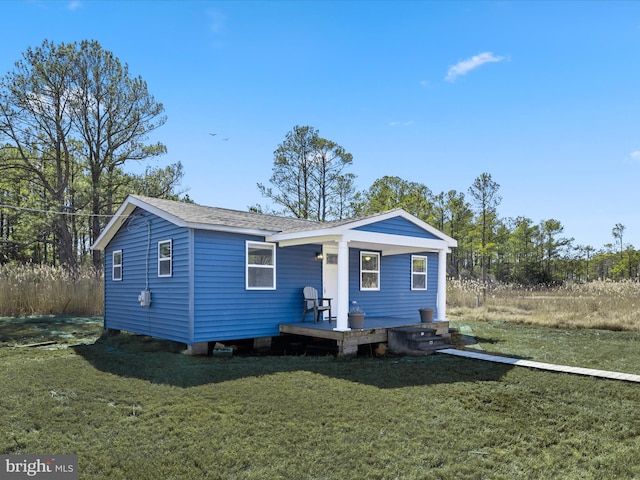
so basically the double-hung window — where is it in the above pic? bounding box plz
[112,250,123,281]
[158,240,172,277]
[246,241,276,290]
[360,251,380,291]
[411,255,428,290]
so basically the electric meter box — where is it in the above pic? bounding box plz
[138,290,151,308]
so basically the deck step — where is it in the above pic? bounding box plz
[413,343,456,354]
[388,327,455,356]
[407,336,449,349]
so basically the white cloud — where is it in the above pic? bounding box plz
[206,9,227,34]
[389,121,414,127]
[628,151,640,164]
[445,52,505,82]
[205,9,228,48]
[67,1,81,11]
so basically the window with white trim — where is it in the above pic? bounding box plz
[246,241,276,290]
[112,250,122,281]
[158,240,172,277]
[411,255,427,290]
[360,251,380,291]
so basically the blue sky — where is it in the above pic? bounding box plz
[3,1,640,250]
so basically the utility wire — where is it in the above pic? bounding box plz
[0,203,128,218]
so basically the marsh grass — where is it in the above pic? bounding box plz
[3,262,639,332]
[1,320,640,479]
[448,279,640,331]
[0,264,103,316]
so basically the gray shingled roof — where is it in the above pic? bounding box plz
[93,196,455,251]
[132,195,320,233]
[274,208,407,234]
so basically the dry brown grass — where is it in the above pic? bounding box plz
[0,264,103,316]
[3,263,639,332]
[448,279,640,331]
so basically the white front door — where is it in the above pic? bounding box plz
[322,245,339,320]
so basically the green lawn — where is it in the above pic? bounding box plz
[1,318,640,479]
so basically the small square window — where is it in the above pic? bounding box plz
[158,240,172,277]
[246,242,276,290]
[412,255,427,290]
[112,250,122,281]
[360,251,380,291]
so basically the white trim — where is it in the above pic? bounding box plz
[322,245,338,320]
[158,239,173,277]
[112,250,123,281]
[268,209,457,248]
[246,241,276,290]
[360,251,380,291]
[91,195,282,251]
[271,230,452,255]
[437,249,447,320]
[92,201,136,251]
[411,255,428,290]
[271,234,344,248]
[343,231,451,250]
[92,196,457,252]
[333,240,351,331]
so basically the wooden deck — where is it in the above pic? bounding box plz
[279,317,450,356]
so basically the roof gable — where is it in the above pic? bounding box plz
[276,209,455,243]
[92,195,317,251]
[354,216,441,240]
[128,195,316,231]
[267,208,457,251]
[92,196,457,252]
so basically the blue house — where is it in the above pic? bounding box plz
[92,195,457,354]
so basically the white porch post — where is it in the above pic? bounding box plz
[334,240,351,331]
[437,249,447,320]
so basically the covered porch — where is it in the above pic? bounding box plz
[267,210,458,334]
[279,317,451,357]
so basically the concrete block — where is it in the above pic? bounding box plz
[186,342,209,356]
[253,336,272,353]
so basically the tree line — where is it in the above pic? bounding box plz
[1,40,635,285]
[0,40,187,270]
[258,125,637,285]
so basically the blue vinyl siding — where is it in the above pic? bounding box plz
[103,208,191,343]
[348,249,438,320]
[101,204,449,346]
[193,230,321,342]
[355,216,440,240]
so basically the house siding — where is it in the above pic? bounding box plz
[99,200,453,346]
[348,248,438,320]
[355,216,440,240]
[192,230,321,342]
[103,208,191,343]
